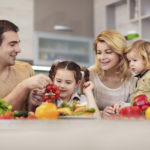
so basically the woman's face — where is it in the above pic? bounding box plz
[96,42,120,71]
[54,69,78,101]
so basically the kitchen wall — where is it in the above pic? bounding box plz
[0,0,125,62]
[34,0,94,37]
[0,0,34,61]
[93,0,128,36]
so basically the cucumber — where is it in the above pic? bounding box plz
[13,111,28,118]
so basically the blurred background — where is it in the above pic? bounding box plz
[0,0,150,74]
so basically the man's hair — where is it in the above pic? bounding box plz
[0,20,19,45]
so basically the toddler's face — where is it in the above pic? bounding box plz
[126,50,146,75]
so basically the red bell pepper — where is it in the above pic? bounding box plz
[119,106,142,118]
[132,94,150,110]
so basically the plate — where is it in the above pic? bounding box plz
[59,115,96,119]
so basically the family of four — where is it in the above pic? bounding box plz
[0,20,150,118]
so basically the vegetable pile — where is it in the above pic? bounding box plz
[105,94,150,120]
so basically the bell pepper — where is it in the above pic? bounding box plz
[119,106,142,118]
[132,94,150,111]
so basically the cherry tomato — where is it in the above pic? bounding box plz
[45,84,52,93]
[42,95,49,102]
[50,95,56,100]
[51,85,57,93]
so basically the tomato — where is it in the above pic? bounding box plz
[55,90,60,99]
[119,106,142,118]
[51,85,57,93]
[50,95,56,100]
[45,84,52,93]
[35,103,58,119]
[47,99,53,103]
[42,95,49,102]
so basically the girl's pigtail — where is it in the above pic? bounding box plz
[81,66,89,82]
[49,61,59,81]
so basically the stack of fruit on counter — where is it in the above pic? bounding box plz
[35,84,60,119]
[35,84,96,119]
[104,94,150,120]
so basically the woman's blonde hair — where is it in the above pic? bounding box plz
[92,30,131,82]
[124,40,150,69]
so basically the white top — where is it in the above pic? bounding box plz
[56,92,87,107]
[89,69,137,110]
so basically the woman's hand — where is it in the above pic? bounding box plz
[102,102,124,118]
[102,104,115,117]
[113,102,124,114]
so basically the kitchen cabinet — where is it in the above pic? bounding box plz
[106,0,150,41]
[34,32,94,67]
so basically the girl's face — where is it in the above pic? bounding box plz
[126,50,146,75]
[54,69,79,102]
[96,42,120,71]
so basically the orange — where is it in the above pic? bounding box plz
[145,107,150,120]
[35,103,58,119]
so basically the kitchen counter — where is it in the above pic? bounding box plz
[0,119,150,150]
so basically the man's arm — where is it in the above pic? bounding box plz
[3,74,52,110]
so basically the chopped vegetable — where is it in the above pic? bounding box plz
[0,99,12,114]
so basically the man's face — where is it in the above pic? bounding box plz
[0,31,21,66]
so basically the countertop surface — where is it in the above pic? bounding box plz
[0,119,150,150]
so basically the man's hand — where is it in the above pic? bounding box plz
[23,74,52,90]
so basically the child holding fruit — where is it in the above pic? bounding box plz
[30,61,100,118]
[125,40,150,101]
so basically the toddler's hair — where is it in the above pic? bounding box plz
[49,61,89,83]
[125,40,150,69]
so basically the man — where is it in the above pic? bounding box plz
[0,20,51,111]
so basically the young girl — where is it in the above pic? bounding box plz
[30,61,100,118]
[89,30,136,117]
[125,40,150,100]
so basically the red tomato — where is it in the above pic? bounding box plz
[45,84,52,93]
[47,99,53,103]
[51,85,57,93]
[42,95,49,102]
[119,106,142,118]
[55,90,60,99]
[50,95,56,100]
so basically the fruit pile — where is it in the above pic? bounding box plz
[42,84,60,103]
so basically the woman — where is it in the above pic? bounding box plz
[89,30,136,117]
